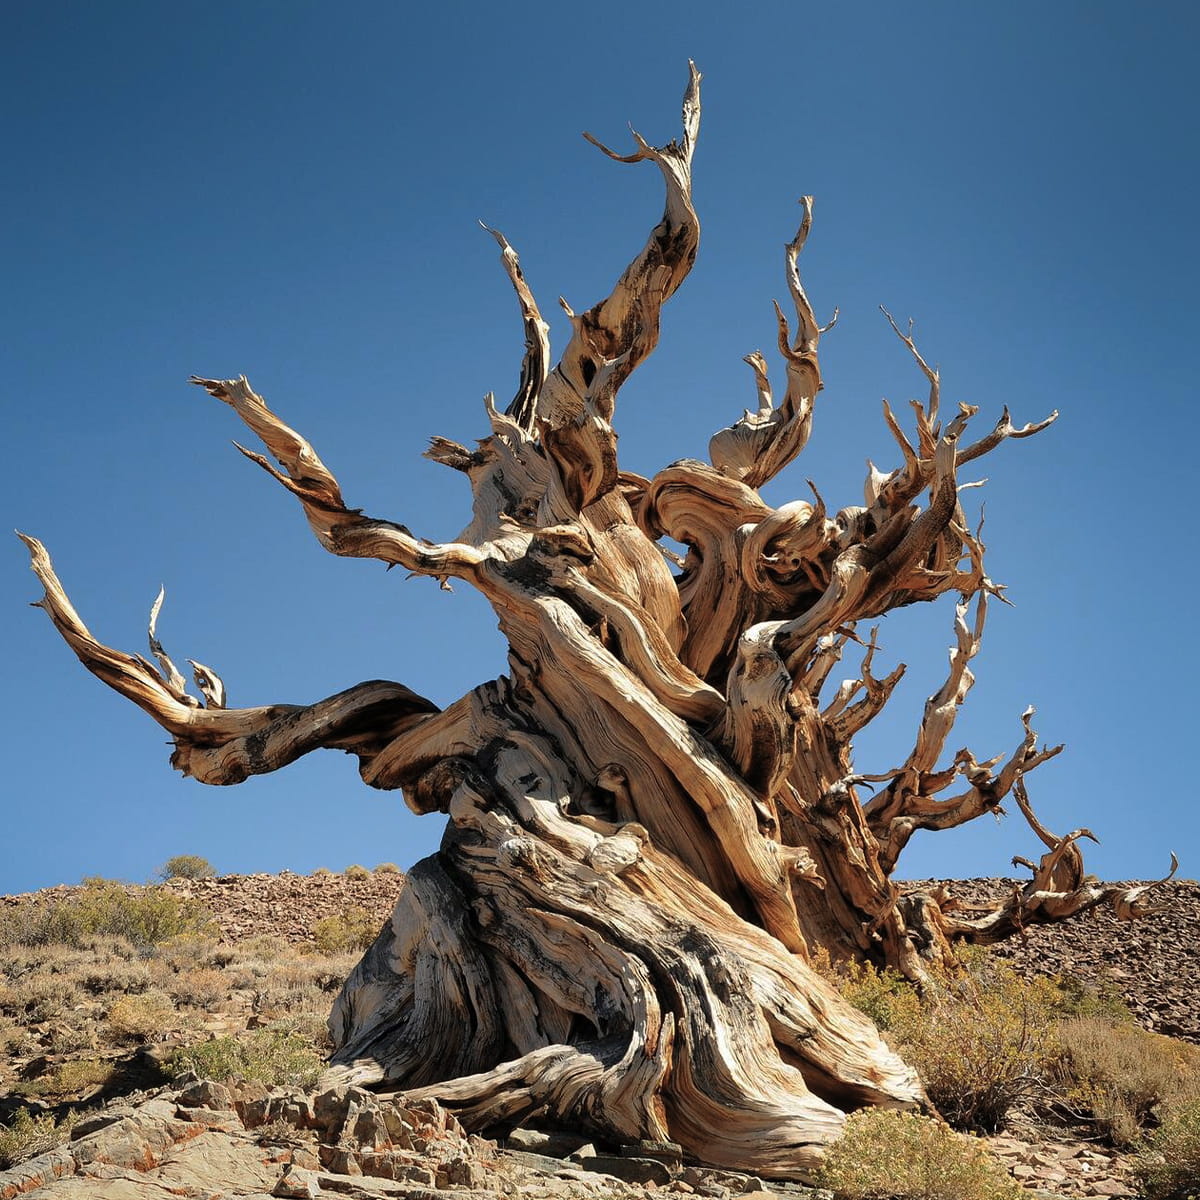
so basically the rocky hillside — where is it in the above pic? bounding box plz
[910,877,1200,1044]
[153,871,1200,1043]
[1,871,1196,1200]
[9,870,1193,1040]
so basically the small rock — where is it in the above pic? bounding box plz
[175,1105,243,1130]
[620,1140,684,1168]
[177,1079,234,1111]
[1083,1181,1133,1197]
[507,1128,594,1157]
[274,1165,321,1198]
[586,1154,674,1185]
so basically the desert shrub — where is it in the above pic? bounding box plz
[1045,1018,1200,1147]
[0,1108,75,1170]
[815,1109,1022,1200]
[311,867,332,876]
[821,950,1053,1134]
[237,934,291,959]
[51,1057,114,1093]
[249,953,352,1028]
[151,932,225,974]
[168,1024,324,1089]
[158,855,216,881]
[1132,1097,1200,1200]
[46,1023,97,1054]
[814,951,923,1034]
[168,968,230,1011]
[0,975,81,1022]
[81,959,153,996]
[0,880,212,950]
[904,966,1054,1133]
[343,864,370,881]
[0,1016,36,1056]
[106,989,175,1039]
[311,907,378,954]
[373,862,401,874]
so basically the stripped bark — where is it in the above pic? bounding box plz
[20,66,1172,1177]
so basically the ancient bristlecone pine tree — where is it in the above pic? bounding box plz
[22,68,1175,1175]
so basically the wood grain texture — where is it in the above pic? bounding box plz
[20,64,1173,1177]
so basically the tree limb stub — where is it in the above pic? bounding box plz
[22,65,1164,1176]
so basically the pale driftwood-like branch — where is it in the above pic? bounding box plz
[146,586,197,707]
[535,62,702,518]
[191,376,486,580]
[868,704,1064,873]
[480,223,551,434]
[20,534,437,786]
[709,197,831,488]
[912,784,1182,944]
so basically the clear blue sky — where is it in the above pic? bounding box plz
[3,2,1196,894]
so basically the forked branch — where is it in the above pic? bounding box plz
[19,534,438,786]
[191,376,485,581]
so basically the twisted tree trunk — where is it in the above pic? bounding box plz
[21,65,1173,1177]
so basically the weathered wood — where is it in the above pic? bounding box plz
[20,66,1173,1177]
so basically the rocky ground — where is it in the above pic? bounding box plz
[935,878,1200,1045]
[1,871,1196,1199]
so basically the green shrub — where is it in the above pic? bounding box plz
[168,1024,324,1089]
[311,907,379,954]
[815,1109,1022,1200]
[0,1108,75,1169]
[1132,1097,1200,1200]
[1045,1018,1200,1147]
[343,864,370,881]
[159,855,216,881]
[0,879,212,950]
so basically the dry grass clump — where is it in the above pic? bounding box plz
[0,879,213,950]
[0,1108,75,1169]
[44,1023,97,1055]
[310,907,379,954]
[815,1110,1022,1200]
[249,953,352,1036]
[1046,1017,1200,1147]
[106,990,176,1039]
[343,864,370,881]
[79,951,153,997]
[0,975,82,1023]
[161,967,230,1012]
[0,1016,36,1056]
[152,932,229,973]
[373,862,401,874]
